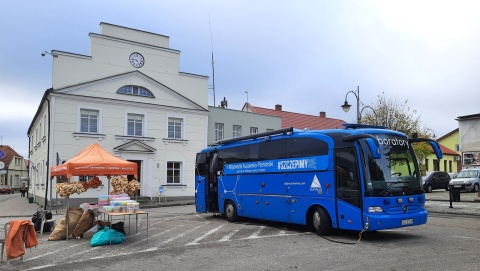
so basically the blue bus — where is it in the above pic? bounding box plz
[195,124,442,235]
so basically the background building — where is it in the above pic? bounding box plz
[242,103,345,130]
[208,106,281,146]
[28,23,208,206]
[456,113,480,169]
[0,145,28,190]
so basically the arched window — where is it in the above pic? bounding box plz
[117,85,154,97]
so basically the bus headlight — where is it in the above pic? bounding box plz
[368,207,384,213]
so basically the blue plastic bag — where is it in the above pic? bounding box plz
[90,226,126,247]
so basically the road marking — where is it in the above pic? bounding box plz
[452,235,480,241]
[247,225,265,239]
[186,224,224,245]
[23,226,303,270]
[219,225,243,242]
[24,242,85,262]
[153,225,202,248]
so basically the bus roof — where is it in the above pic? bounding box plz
[201,124,408,153]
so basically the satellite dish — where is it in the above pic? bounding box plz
[220,97,228,108]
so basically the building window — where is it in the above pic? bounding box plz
[433,159,439,171]
[266,128,274,132]
[79,176,94,183]
[168,118,183,139]
[80,109,99,133]
[215,123,224,141]
[250,127,258,135]
[443,160,447,172]
[117,85,154,97]
[167,162,181,184]
[425,159,429,172]
[449,160,452,172]
[455,144,460,152]
[233,125,242,138]
[127,114,143,136]
[44,115,47,136]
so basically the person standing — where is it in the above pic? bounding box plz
[20,184,26,197]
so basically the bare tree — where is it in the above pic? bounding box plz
[361,93,435,166]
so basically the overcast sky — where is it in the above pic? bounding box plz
[1,0,479,158]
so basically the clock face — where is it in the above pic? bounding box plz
[129,52,144,68]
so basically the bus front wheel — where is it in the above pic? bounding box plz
[312,207,332,236]
[225,200,238,222]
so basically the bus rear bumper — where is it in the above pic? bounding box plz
[365,210,428,231]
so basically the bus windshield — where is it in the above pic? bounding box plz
[361,134,422,196]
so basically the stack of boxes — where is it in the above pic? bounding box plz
[98,194,140,213]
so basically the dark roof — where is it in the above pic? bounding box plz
[0,145,23,168]
[243,103,346,130]
[456,113,480,120]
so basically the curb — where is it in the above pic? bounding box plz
[139,201,195,209]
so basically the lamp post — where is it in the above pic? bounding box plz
[341,86,360,124]
[424,128,436,139]
[341,86,377,124]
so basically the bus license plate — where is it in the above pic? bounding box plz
[401,219,414,225]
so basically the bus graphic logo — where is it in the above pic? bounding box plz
[310,175,322,194]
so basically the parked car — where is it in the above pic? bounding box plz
[422,171,451,193]
[448,168,480,192]
[0,185,14,194]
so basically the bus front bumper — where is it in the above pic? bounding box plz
[364,209,428,231]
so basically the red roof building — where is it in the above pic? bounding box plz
[242,103,346,130]
[0,145,28,188]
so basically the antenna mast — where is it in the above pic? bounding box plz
[209,13,216,107]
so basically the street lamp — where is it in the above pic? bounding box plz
[341,86,376,124]
[424,128,436,139]
[360,105,377,124]
[341,86,360,123]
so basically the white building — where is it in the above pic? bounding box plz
[207,106,282,146]
[28,23,209,206]
[456,113,480,168]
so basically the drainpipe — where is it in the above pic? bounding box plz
[44,96,51,210]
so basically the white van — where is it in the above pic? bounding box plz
[448,168,480,192]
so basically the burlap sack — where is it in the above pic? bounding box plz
[48,207,84,241]
[72,210,95,238]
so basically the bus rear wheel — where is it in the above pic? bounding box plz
[225,200,238,222]
[312,207,332,236]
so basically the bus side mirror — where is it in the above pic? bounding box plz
[427,141,443,160]
[342,134,381,159]
[409,138,443,160]
[365,138,382,159]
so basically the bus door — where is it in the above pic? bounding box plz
[195,152,220,213]
[195,152,208,213]
[335,148,364,231]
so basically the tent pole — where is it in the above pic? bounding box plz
[107,176,111,195]
[66,195,69,240]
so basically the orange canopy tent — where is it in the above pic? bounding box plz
[50,143,137,179]
[49,143,138,240]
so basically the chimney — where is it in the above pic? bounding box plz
[319,111,326,118]
[275,104,282,111]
